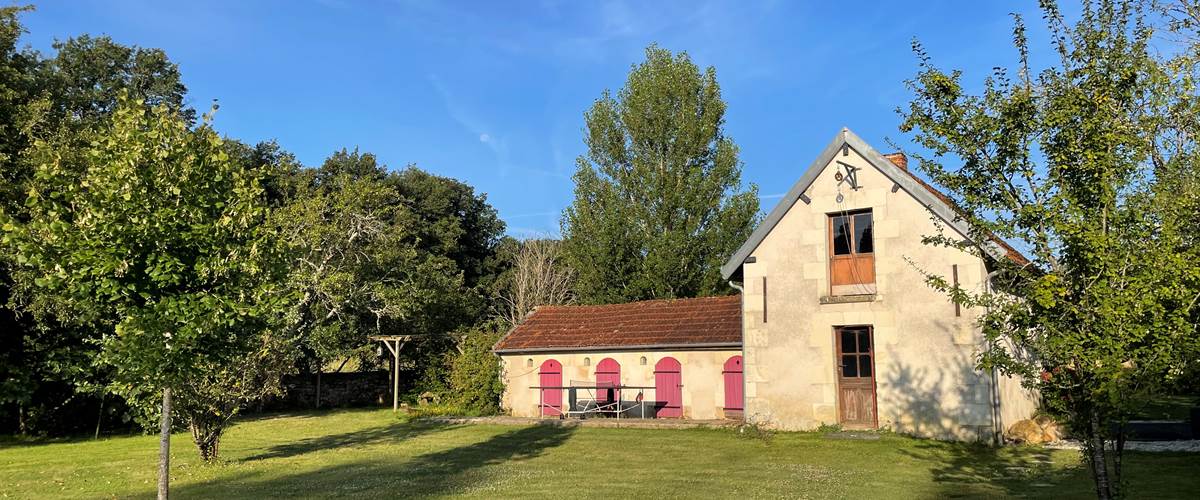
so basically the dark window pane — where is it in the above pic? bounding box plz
[858,330,871,352]
[854,213,873,253]
[841,330,856,353]
[859,355,872,377]
[832,216,851,255]
[841,355,858,377]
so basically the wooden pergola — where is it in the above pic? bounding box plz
[370,335,416,413]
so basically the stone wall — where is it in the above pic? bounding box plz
[500,349,743,420]
[263,371,389,410]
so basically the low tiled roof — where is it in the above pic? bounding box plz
[492,295,742,353]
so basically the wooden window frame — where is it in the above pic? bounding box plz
[827,209,876,295]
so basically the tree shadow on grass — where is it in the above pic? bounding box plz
[242,418,457,461]
[174,424,576,498]
[395,423,577,496]
[234,406,384,423]
[880,355,1083,497]
[898,440,1074,498]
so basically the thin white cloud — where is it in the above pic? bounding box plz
[759,192,786,199]
[429,74,567,180]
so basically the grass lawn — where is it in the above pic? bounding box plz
[1133,395,1199,421]
[1,409,1197,499]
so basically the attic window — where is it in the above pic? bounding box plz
[828,210,876,296]
[831,211,873,255]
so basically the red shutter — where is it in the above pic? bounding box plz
[723,356,744,412]
[595,358,621,403]
[539,359,562,416]
[654,357,683,418]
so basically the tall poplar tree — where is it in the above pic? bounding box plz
[562,45,759,304]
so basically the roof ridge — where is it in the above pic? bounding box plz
[535,294,739,310]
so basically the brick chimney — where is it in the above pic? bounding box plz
[883,152,908,171]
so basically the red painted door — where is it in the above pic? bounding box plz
[723,355,743,412]
[654,357,683,418]
[595,358,620,403]
[539,359,562,416]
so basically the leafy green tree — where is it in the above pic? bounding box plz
[272,154,467,373]
[0,6,37,194]
[0,96,284,497]
[900,1,1200,497]
[39,34,191,125]
[389,166,506,292]
[0,5,42,434]
[0,8,197,436]
[562,45,759,304]
[446,320,506,414]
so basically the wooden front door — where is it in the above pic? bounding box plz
[836,326,877,428]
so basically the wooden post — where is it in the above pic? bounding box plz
[380,339,400,413]
[391,340,399,412]
[371,336,413,414]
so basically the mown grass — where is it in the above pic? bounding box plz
[1,408,1197,498]
[1133,395,1199,421]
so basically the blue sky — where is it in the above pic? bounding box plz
[17,1,1073,238]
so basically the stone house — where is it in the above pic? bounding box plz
[494,128,1038,441]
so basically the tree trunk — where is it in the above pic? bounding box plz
[1087,413,1113,500]
[1113,424,1126,498]
[315,371,322,409]
[158,387,172,500]
[190,420,223,462]
[94,394,105,440]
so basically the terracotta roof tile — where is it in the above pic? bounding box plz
[493,295,742,353]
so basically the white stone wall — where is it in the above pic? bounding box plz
[499,349,742,420]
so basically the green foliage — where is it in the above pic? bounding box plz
[0,7,199,435]
[173,330,296,461]
[0,95,288,459]
[900,1,1200,497]
[271,148,504,377]
[446,321,505,414]
[40,34,192,125]
[562,44,760,304]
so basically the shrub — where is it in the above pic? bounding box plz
[446,320,505,414]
